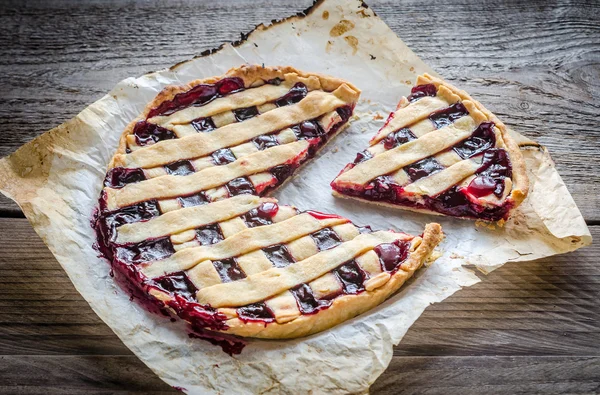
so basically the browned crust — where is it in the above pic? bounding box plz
[418,73,529,209]
[109,65,361,169]
[220,223,443,339]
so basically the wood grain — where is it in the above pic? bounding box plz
[0,218,598,393]
[0,0,598,393]
[0,0,599,220]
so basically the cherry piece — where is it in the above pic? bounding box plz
[311,228,342,251]
[353,149,373,165]
[165,160,195,176]
[242,202,279,228]
[275,82,308,107]
[334,260,366,294]
[196,223,224,246]
[237,303,274,322]
[293,120,324,139]
[191,117,216,133]
[233,106,259,122]
[466,176,498,198]
[133,121,176,146]
[104,167,146,188]
[404,157,444,181]
[407,84,437,102]
[454,122,496,159]
[218,77,244,95]
[212,148,236,165]
[154,271,198,301]
[374,240,410,272]
[429,102,469,129]
[253,134,279,150]
[178,192,209,208]
[383,128,417,150]
[362,176,397,201]
[212,258,246,283]
[115,237,175,265]
[270,164,293,182]
[291,284,331,314]
[226,177,256,196]
[263,245,296,268]
[336,105,353,122]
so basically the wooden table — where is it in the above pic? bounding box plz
[0,0,598,393]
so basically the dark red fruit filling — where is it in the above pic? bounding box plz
[165,160,195,176]
[374,240,410,272]
[242,202,279,228]
[115,237,174,265]
[233,106,259,122]
[226,177,256,196]
[333,260,366,294]
[263,244,296,268]
[383,128,417,150]
[104,167,146,188]
[133,121,177,146]
[213,258,246,283]
[275,82,308,107]
[429,102,469,129]
[292,120,325,140]
[404,157,444,181]
[178,192,209,208]
[310,228,342,251]
[336,106,353,123]
[291,284,331,314]
[154,271,198,301]
[253,134,279,150]
[407,84,437,103]
[353,149,373,165]
[196,223,224,246]
[454,122,496,159]
[191,117,216,133]
[357,225,373,234]
[147,77,244,118]
[212,148,237,165]
[237,303,275,323]
[270,164,293,182]
[98,200,161,243]
[468,148,512,198]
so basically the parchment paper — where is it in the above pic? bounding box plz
[0,0,591,393]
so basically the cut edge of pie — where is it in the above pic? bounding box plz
[330,73,529,223]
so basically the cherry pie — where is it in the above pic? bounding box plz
[94,65,443,339]
[331,73,529,222]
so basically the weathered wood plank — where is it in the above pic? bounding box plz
[0,0,598,220]
[0,217,598,393]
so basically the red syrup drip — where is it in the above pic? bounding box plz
[305,210,345,221]
[188,325,247,356]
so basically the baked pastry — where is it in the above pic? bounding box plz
[94,65,443,339]
[331,73,529,222]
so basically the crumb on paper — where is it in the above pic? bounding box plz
[344,36,359,54]
[332,147,339,153]
[373,112,383,120]
[475,220,498,230]
[322,11,329,20]
[449,252,464,259]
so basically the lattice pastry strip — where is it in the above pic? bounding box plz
[331,73,529,223]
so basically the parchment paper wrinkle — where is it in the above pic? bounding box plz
[0,0,591,393]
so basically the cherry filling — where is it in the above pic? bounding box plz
[263,244,296,268]
[237,303,275,322]
[270,164,293,183]
[253,134,279,150]
[429,102,469,129]
[292,120,325,140]
[383,128,417,150]
[233,106,259,122]
[404,157,444,181]
[154,271,198,301]
[467,176,498,198]
[196,223,224,246]
[275,82,308,107]
[191,117,216,133]
[226,177,256,196]
[454,122,496,159]
[212,258,246,283]
[310,228,342,251]
[98,200,161,243]
[178,192,209,208]
[467,148,512,198]
[374,240,410,273]
[133,121,177,146]
[212,148,236,165]
[362,175,397,201]
[407,84,437,103]
[333,260,366,294]
[104,167,146,188]
[353,149,373,165]
[291,284,331,314]
[115,237,175,265]
[242,202,279,228]
[165,160,195,176]
[147,77,244,118]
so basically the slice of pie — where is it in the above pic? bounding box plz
[331,73,529,222]
[94,65,443,339]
